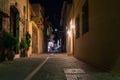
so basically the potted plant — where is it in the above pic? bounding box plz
[20,38,28,57]
[0,32,6,62]
[0,31,17,61]
[20,32,31,57]
[7,50,15,61]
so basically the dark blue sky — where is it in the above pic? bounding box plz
[29,0,64,28]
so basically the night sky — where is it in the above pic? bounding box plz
[29,0,65,28]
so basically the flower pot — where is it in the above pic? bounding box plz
[7,51,15,61]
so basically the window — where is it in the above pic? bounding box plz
[82,0,89,35]
[75,15,80,39]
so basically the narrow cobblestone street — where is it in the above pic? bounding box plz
[0,0,120,80]
[0,53,120,80]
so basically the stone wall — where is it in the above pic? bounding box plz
[67,0,120,72]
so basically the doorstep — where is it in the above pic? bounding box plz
[14,54,20,59]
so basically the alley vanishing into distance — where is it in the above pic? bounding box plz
[0,0,120,80]
[0,53,120,80]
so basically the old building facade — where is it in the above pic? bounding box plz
[0,0,44,58]
[30,3,44,54]
[63,0,120,72]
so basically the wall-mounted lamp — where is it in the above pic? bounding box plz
[70,19,74,29]
[67,30,71,37]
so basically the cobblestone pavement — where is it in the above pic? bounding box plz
[0,55,45,80]
[31,53,120,80]
[0,53,120,80]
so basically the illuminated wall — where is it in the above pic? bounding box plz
[67,0,120,72]
[0,0,44,56]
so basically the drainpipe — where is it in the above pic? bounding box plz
[2,0,4,11]
[23,6,25,36]
[26,0,28,32]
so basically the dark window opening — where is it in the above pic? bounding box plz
[75,15,80,39]
[10,6,19,54]
[10,6,19,37]
[82,0,89,35]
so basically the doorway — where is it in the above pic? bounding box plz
[32,26,38,54]
[10,6,19,54]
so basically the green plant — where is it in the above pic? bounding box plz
[20,38,28,57]
[20,38,28,50]
[0,31,17,61]
[6,50,15,61]
[20,32,31,57]
[2,31,17,50]
[25,32,31,50]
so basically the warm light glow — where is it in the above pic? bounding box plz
[67,30,71,37]
[66,19,75,54]
[71,25,74,29]
[70,19,74,29]
[70,20,72,25]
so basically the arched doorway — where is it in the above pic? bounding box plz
[10,6,19,54]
